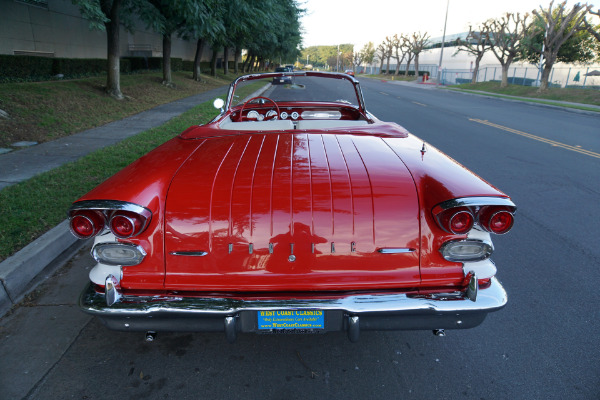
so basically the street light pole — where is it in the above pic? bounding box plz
[438,0,449,84]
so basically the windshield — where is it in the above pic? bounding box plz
[229,73,362,109]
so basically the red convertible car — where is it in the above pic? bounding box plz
[70,72,514,342]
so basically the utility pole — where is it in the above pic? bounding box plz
[438,0,449,84]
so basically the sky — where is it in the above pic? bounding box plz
[299,0,598,49]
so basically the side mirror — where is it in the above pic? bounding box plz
[213,98,225,112]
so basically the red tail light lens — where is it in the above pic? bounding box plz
[109,212,144,238]
[70,211,104,239]
[435,207,474,234]
[487,210,514,234]
[449,211,474,234]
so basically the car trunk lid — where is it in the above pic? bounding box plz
[164,133,420,291]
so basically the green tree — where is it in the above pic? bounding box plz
[137,0,200,87]
[360,42,376,73]
[73,0,139,99]
[180,0,224,81]
[242,0,302,72]
[523,1,592,91]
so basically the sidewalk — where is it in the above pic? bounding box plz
[0,85,228,317]
[0,85,228,190]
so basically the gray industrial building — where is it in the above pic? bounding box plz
[1,0,217,61]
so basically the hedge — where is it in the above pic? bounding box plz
[0,55,185,83]
[180,60,239,72]
[380,70,428,76]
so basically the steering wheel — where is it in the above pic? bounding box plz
[238,96,280,122]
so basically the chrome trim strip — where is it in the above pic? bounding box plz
[436,197,516,211]
[80,277,507,316]
[69,200,151,218]
[377,248,416,254]
[170,251,208,257]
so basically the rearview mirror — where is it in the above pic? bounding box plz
[213,98,225,111]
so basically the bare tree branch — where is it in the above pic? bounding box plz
[487,12,534,87]
[456,23,493,83]
[583,8,600,42]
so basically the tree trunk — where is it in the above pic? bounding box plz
[241,52,250,72]
[104,0,122,99]
[500,63,509,88]
[405,58,412,76]
[210,46,218,77]
[394,55,404,76]
[234,47,241,74]
[385,56,391,75]
[538,64,552,91]
[223,47,229,74]
[162,34,173,87]
[378,56,384,74]
[472,54,483,84]
[192,38,205,81]
[245,55,254,72]
[414,55,420,80]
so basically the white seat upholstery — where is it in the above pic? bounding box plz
[296,120,369,129]
[219,119,294,131]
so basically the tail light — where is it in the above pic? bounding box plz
[434,207,474,234]
[479,207,514,234]
[70,211,104,239]
[109,212,145,238]
[433,197,516,235]
[68,201,152,240]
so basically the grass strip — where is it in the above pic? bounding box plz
[0,71,235,147]
[446,88,600,113]
[0,101,218,262]
[0,79,268,262]
[447,82,600,108]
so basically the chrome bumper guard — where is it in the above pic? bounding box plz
[79,276,507,342]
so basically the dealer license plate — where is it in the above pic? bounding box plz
[257,310,324,330]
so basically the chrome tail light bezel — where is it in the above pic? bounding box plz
[68,200,152,240]
[432,197,516,236]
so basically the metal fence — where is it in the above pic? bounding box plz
[441,65,600,89]
[367,64,439,77]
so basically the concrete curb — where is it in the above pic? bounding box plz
[0,221,85,317]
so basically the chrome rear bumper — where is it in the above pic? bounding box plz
[79,276,507,342]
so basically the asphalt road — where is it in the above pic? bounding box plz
[1,79,598,400]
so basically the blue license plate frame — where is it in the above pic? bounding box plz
[257,310,325,330]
